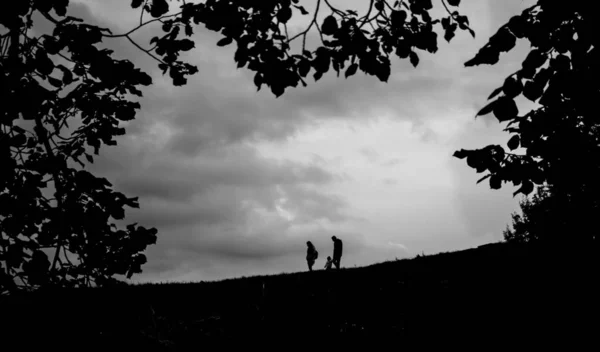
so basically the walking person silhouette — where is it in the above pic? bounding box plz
[331,236,343,269]
[306,241,318,272]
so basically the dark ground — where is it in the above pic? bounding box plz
[2,241,599,349]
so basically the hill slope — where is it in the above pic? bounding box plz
[2,241,599,348]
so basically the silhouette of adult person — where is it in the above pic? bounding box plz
[331,236,343,269]
[306,241,318,272]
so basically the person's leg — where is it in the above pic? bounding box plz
[333,257,340,269]
[308,260,313,271]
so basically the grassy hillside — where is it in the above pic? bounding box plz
[2,241,599,348]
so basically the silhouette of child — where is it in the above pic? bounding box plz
[324,256,333,270]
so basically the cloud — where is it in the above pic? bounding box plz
[382,178,399,186]
[34,0,537,283]
[388,242,408,251]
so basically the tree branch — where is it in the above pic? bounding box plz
[324,0,345,16]
[103,12,183,38]
[287,0,322,52]
[440,0,454,18]
[359,0,375,29]
[140,0,147,26]
[125,35,167,66]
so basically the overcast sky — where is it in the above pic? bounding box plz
[59,0,538,283]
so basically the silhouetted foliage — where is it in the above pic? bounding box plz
[1,1,160,294]
[1,0,474,294]
[503,185,554,244]
[453,2,600,203]
[504,182,600,247]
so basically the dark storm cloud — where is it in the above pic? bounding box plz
[124,196,243,230]
[92,139,350,237]
[108,145,337,203]
[48,0,536,282]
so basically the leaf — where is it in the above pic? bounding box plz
[477,174,491,184]
[391,10,407,27]
[375,0,384,12]
[453,149,469,159]
[507,135,520,150]
[131,0,144,8]
[476,99,497,117]
[57,65,73,85]
[513,180,534,197]
[179,39,195,51]
[487,86,504,100]
[522,81,544,102]
[277,6,292,24]
[11,133,26,147]
[522,49,547,72]
[409,51,419,67]
[421,0,433,10]
[48,76,62,88]
[216,37,233,47]
[374,61,391,82]
[507,15,526,38]
[552,54,571,72]
[345,63,358,78]
[531,167,544,185]
[464,47,499,67]
[294,5,309,15]
[298,59,310,77]
[490,27,516,53]
[502,76,523,98]
[172,74,186,86]
[138,71,152,86]
[52,0,69,16]
[271,83,285,97]
[185,24,194,36]
[313,70,324,81]
[466,153,482,170]
[150,0,169,18]
[447,0,461,6]
[254,73,263,91]
[444,23,457,42]
[23,250,50,286]
[395,43,410,59]
[322,15,338,36]
[111,206,125,220]
[43,36,60,55]
[492,96,519,122]
[35,50,54,76]
[489,174,502,189]
[12,125,26,134]
[457,15,469,29]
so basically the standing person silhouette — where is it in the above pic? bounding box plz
[331,236,343,269]
[306,241,318,272]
